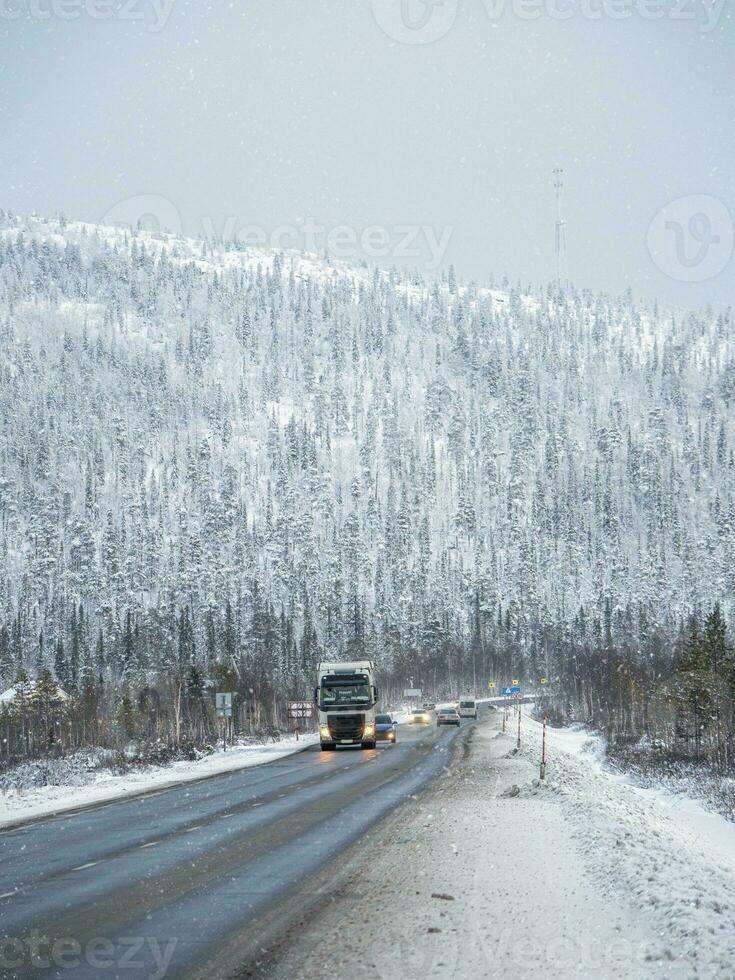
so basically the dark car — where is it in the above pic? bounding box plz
[375,713,397,743]
[436,707,460,727]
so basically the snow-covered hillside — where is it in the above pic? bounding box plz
[0,210,733,695]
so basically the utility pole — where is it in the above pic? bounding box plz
[553,167,566,288]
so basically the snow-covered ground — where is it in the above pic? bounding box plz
[0,733,318,829]
[515,707,735,977]
[520,706,735,873]
[267,710,735,979]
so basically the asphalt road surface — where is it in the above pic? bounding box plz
[0,719,469,979]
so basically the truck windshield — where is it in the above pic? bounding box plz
[320,676,371,705]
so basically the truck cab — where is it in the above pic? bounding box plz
[315,661,379,751]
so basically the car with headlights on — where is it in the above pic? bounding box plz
[408,707,431,725]
[436,707,461,727]
[375,713,397,743]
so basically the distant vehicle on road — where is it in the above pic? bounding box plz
[315,661,379,751]
[436,707,461,726]
[459,697,477,719]
[375,713,397,743]
[408,707,431,725]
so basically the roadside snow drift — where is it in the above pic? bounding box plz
[0,734,317,828]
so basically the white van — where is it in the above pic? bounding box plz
[459,697,477,719]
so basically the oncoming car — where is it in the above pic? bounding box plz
[436,707,460,727]
[375,713,397,743]
[408,707,431,725]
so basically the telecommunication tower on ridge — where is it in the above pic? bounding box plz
[553,167,567,287]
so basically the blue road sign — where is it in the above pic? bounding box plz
[502,686,522,695]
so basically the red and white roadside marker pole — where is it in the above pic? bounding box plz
[540,715,548,781]
[517,700,522,749]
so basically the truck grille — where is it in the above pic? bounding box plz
[328,714,364,740]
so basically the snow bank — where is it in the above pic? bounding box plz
[518,710,735,976]
[0,733,317,828]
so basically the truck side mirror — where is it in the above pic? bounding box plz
[374,687,379,702]
[313,687,318,703]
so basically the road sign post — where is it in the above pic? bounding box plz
[216,693,233,751]
[287,700,313,740]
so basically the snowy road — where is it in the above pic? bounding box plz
[6,707,734,980]
[0,719,464,979]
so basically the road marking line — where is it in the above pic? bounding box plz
[71,861,100,871]
[140,841,158,848]
[185,826,202,833]
[0,891,17,899]
[251,802,265,807]
[221,813,235,818]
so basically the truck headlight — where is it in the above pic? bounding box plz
[319,726,330,739]
[363,724,374,736]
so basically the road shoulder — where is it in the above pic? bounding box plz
[257,714,670,980]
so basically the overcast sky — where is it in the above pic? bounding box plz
[1,0,733,307]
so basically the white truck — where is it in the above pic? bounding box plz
[458,696,478,719]
[315,661,379,751]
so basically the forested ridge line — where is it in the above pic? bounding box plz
[0,211,733,767]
